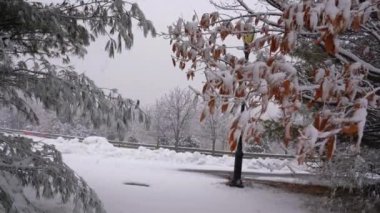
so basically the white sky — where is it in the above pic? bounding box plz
[71,0,216,106]
[39,0,266,105]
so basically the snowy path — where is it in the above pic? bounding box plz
[28,136,311,213]
[64,155,309,213]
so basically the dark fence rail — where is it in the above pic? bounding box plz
[0,127,295,159]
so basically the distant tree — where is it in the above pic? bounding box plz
[151,100,171,146]
[197,109,230,151]
[153,88,196,149]
[0,0,155,211]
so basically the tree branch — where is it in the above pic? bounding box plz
[336,47,380,76]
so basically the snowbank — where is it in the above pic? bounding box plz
[38,136,306,174]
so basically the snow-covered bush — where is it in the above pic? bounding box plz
[179,136,201,148]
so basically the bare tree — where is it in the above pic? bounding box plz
[154,88,196,149]
[198,109,230,152]
[150,101,171,146]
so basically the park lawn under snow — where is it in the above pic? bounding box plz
[28,136,310,213]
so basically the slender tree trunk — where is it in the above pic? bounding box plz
[244,43,250,61]
[210,116,217,154]
[211,137,216,155]
[229,103,245,188]
[156,136,160,149]
[229,135,244,187]
[174,140,178,150]
[174,131,179,151]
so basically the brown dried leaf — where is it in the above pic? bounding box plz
[179,61,186,70]
[342,123,358,136]
[234,20,242,39]
[255,16,260,25]
[314,83,323,102]
[202,83,209,94]
[277,17,283,25]
[266,57,276,66]
[210,12,219,26]
[213,48,222,60]
[323,33,336,55]
[326,136,335,160]
[208,98,216,114]
[188,51,193,60]
[270,36,278,53]
[256,39,266,49]
[228,129,237,151]
[220,30,229,41]
[172,58,176,67]
[283,8,290,19]
[320,118,329,131]
[235,87,245,98]
[284,122,292,147]
[200,13,210,29]
[280,40,289,54]
[313,114,321,130]
[187,70,195,80]
[200,108,207,122]
[283,80,292,96]
[230,117,240,130]
[333,14,345,33]
[254,135,261,144]
[351,15,361,32]
[221,102,229,113]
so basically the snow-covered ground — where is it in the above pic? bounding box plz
[29,136,311,213]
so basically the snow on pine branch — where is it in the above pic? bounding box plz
[0,135,105,213]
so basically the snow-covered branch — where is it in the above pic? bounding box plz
[337,47,380,76]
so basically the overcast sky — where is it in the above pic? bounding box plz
[40,0,266,105]
[68,0,216,106]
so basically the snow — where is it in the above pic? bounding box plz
[325,0,339,22]
[44,136,303,174]
[296,12,304,28]
[268,72,287,86]
[314,68,325,83]
[258,78,268,94]
[23,136,310,213]
[287,31,297,50]
[298,124,319,155]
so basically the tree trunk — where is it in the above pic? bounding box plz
[156,137,160,149]
[229,103,245,188]
[174,135,179,151]
[229,135,244,187]
[174,140,178,150]
[212,137,216,155]
[173,127,180,151]
[244,43,250,61]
